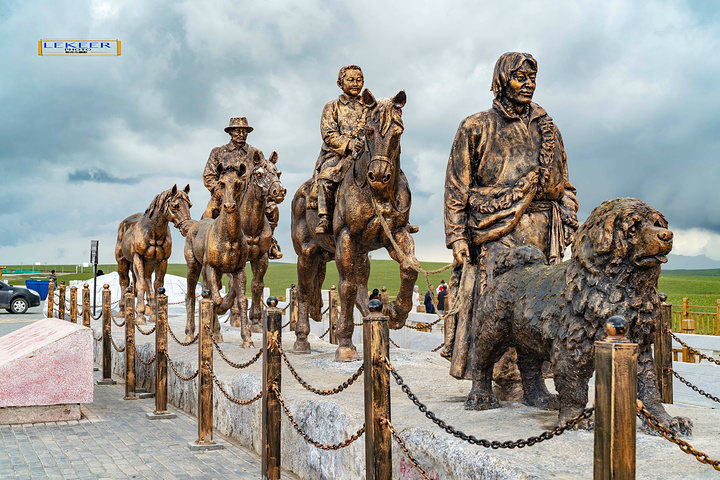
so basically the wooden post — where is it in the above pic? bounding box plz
[717,299,720,336]
[82,284,91,328]
[190,291,222,450]
[380,286,390,315]
[594,316,637,480]
[69,286,78,323]
[58,281,66,320]
[363,299,391,480]
[289,284,298,331]
[655,293,673,404]
[124,287,138,400]
[681,298,695,362]
[147,287,175,420]
[47,280,54,318]
[262,297,282,479]
[96,284,116,385]
[329,285,338,345]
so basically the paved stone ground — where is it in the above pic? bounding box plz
[0,369,299,480]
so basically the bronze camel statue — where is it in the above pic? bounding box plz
[115,184,193,323]
[291,89,419,361]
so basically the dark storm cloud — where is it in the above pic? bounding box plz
[67,168,139,184]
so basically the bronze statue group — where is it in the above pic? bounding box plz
[113,52,692,436]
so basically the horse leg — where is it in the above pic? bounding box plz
[293,247,321,353]
[385,229,419,328]
[148,259,167,321]
[249,255,268,333]
[335,228,360,362]
[116,256,130,318]
[354,253,371,317]
[231,271,253,348]
[132,254,147,325]
[185,261,201,343]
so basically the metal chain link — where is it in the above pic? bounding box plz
[108,331,125,353]
[271,385,365,450]
[136,323,157,336]
[637,401,720,471]
[281,320,290,329]
[211,333,263,369]
[164,350,199,381]
[168,325,198,346]
[92,331,103,342]
[318,326,331,339]
[91,311,103,320]
[389,337,400,349]
[111,314,126,328]
[669,368,720,404]
[277,343,364,395]
[210,370,263,405]
[405,317,443,330]
[431,342,445,353]
[667,330,720,366]
[134,345,157,365]
[383,357,594,448]
[382,417,432,480]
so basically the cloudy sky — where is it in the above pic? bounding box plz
[1,0,719,268]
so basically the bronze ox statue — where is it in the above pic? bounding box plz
[115,184,193,323]
[291,89,419,361]
[466,197,692,435]
[184,151,284,344]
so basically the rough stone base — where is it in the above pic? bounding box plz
[146,411,177,420]
[188,441,224,451]
[0,403,81,425]
[95,379,117,385]
[92,316,720,480]
[138,392,155,399]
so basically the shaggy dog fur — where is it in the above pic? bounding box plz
[465,197,692,434]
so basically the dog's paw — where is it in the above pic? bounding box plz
[464,391,500,410]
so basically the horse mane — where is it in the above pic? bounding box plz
[144,188,172,219]
[372,98,404,137]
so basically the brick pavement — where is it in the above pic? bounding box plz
[0,370,298,480]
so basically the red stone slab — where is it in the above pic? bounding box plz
[0,318,93,408]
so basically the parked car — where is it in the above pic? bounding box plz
[0,281,41,314]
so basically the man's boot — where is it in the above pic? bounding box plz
[315,181,332,234]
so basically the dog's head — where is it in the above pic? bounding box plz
[572,198,673,274]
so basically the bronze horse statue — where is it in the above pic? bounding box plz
[115,184,193,323]
[292,89,419,361]
[184,151,284,344]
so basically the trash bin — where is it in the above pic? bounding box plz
[25,279,50,301]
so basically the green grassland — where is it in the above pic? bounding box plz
[5,262,720,308]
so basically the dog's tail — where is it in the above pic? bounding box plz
[493,245,548,277]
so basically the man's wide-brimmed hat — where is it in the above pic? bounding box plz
[224,117,254,133]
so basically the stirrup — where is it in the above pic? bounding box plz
[315,217,330,234]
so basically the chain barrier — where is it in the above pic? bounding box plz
[318,326,331,339]
[271,385,365,450]
[211,333,263,369]
[669,368,720,404]
[382,417,432,480]
[136,323,157,336]
[164,350,199,381]
[276,343,364,395]
[281,304,290,314]
[91,311,103,320]
[134,346,157,366]
[281,321,290,329]
[667,330,720,366]
[168,325,198,346]
[92,330,103,342]
[430,342,444,353]
[111,314,126,328]
[637,401,720,471]
[108,331,126,353]
[210,370,263,406]
[382,357,594,447]
[389,337,400,349]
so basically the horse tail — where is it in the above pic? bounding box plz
[493,245,547,277]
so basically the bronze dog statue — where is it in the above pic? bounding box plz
[466,197,692,435]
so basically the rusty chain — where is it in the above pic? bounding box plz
[271,385,365,450]
[111,314,126,328]
[431,342,445,353]
[134,345,157,365]
[389,337,400,349]
[277,343,364,395]
[164,350,199,381]
[281,321,291,329]
[637,400,720,471]
[108,331,126,353]
[318,326,331,339]
[210,370,263,405]
[136,323,157,336]
[669,368,720,404]
[92,331,103,342]
[211,333,263,369]
[383,357,594,448]
[667,330,720,366]
[382,417,432,480]
[168,325,198,346]
[91,311,103,320]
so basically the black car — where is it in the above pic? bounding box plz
[0,281,41,314]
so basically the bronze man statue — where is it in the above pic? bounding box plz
[202,117,282,259]
[442,52,579,391]
[312,65,366,234]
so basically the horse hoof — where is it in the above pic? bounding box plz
[116,310,126,318]
[335,345,359,362]
[230,319,242,328]
[293,339,311,354]
[135,315,147,326]
[214,333,224,343]
[144,305,153,315]
[464,391,499,410]
[250,324,263,334]
[148,314,157,324]
[242,340,254,348]
[185,334,195,344]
